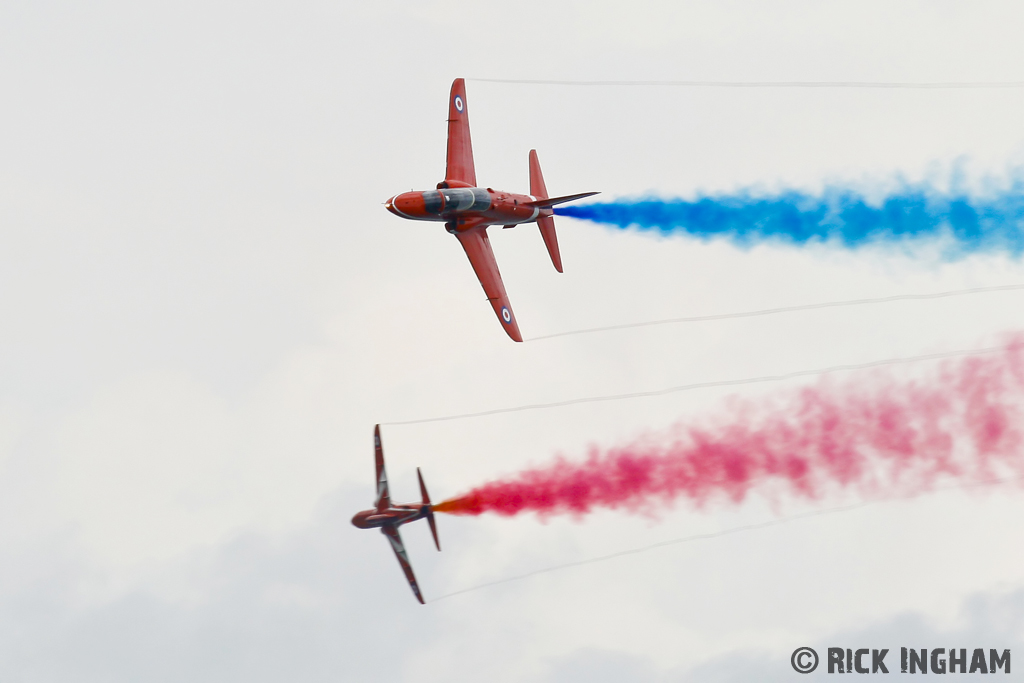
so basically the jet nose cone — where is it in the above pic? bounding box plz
[388,191,428,219]
[351,511,368,528]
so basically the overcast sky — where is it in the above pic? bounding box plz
[2,1,1024,681]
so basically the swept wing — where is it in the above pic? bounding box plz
[373,424,390,512]
[382,525,424,604]
[455,227,523,342]
[445,78,476,186]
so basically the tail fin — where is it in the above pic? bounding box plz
[529,150,563,273]
[525,191,600,209]
[418,468,440,551]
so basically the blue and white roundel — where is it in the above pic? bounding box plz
[501,306,512,323]
[454,95,464,112]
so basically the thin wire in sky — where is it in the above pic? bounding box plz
[384,344,1004,426]
[527,284,1024,342]
[470,78,1024,89]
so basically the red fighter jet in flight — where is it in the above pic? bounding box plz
[350,425,440,604]
[386,78,598,342]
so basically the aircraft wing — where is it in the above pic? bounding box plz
[373,424,390,512]
[445,78,476,186]
[455,227,523,342]
[382,525,425,604]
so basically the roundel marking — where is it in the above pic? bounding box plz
[501,306,512,323]
[454,95,464,112]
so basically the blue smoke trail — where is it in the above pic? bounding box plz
[553,182,1024,257]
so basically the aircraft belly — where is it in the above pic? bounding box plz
[402,215,447,222]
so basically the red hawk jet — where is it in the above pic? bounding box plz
[386,78,598,342]
[350,425,439,604]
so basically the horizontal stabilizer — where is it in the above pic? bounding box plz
[537,215,562,272]
[418,468,440,551]
[526,191,600,209]
[529,149,562,272]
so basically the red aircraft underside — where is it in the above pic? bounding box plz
[351,425,440,604]
[386,78,597,342]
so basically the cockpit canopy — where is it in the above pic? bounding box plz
[422,187,491,214]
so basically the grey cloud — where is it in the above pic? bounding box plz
[540,589,1024,683]
[0,488,444,682]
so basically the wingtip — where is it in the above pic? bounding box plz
[549,241,563,273]
[502,313,524,342]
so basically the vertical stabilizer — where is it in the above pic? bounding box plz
[445,79,476,186]
[530,149,563,272]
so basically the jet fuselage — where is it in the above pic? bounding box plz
[351,503,429,529]
[386,185,552,232]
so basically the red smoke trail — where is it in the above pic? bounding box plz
[433,336,1024,518]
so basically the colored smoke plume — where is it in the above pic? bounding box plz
[553,181,1024,257]
[433,337,1024,518]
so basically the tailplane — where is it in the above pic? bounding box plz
[418,468,440,551]
[529,150,562,273]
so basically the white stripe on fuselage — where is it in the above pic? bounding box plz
[507,206,539,224]
[499,195,538,224]
[520,196,539,222]
[389,198,412,219]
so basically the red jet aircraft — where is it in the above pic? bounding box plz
[350,425,439,604]
[386,78,598,342]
